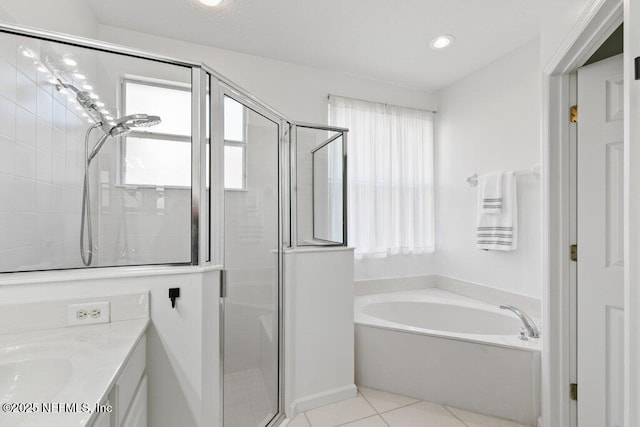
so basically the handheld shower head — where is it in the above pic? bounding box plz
[89,114,162,163]
[115,114,162,128]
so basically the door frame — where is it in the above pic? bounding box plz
[542,1,623,426]
[217,82,288,427]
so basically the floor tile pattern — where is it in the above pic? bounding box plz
[287,387,529,427]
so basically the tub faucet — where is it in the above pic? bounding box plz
[500,305,541,340]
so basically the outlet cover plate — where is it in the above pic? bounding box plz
[67,302,110,326]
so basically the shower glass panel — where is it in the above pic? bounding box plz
[295,125,346,246]
[222,94,280,427]
[0,30,193,272]
[312,134,344,243]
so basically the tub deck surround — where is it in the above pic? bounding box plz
[354,274,541,319]
[0,292,149,426]
[354,288,540,425]
[355,288,541,351]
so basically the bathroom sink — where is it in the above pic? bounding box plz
[0,358,73,402]
[0,341,97,403]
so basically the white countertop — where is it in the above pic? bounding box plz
[0,318,149,427]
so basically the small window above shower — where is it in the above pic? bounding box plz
[121,79,192,188]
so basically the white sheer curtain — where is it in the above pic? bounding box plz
[329,95,435,258]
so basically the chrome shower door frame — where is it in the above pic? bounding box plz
[216,81,288,427]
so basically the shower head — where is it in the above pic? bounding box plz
[88,114,162,164]
[115,114,162,128]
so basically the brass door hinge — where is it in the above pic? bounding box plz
[570,383,578,401]
[570,105,578,123]
[570,244,578,262]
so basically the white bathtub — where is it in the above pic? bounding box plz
[355,288,541,426]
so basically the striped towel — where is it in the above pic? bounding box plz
[476,171,517,251]
[479,172,503,214]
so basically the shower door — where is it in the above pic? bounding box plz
[221,91,283,427]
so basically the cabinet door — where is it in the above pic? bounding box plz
[93,410,110,427]
[122,375,147,427]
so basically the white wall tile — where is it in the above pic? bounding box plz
[0,174,14,212]
[14,142,35,180]
[35,150,52,183]
[13,178,35,213]
[35,213,52,243]
[52,127,65,159]
[16,71,37,114]
[15,213,37,246]
[15,106,36,146]
[15,45,38,83]
[36,86,52,123]
[35,182,53,213]
[36,118,52,153]
[36,71,54,96]
[52,99,66,131]
[52,156,66,186]
[0,213,16,250]
[0,95,16,139]
[0,135,15,175]
[0,58,16,102]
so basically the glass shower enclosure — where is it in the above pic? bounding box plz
[0,22,348,427]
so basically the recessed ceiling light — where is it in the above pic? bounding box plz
[199,0,223,6]
[74,73,86,80]
[63,58,77,67]
[429,34,455,50]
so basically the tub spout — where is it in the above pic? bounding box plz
[500,305,540,340]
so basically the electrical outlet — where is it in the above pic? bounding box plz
[67,302,110,326]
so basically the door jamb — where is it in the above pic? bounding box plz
[542,1,623,426]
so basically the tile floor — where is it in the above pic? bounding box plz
[287,387,529,427]
[224,369,276,427]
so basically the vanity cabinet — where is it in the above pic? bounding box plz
[91,335,147,427]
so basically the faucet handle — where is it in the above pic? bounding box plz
[519,328,529,341]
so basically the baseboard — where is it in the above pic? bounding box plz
[290,384,357,414]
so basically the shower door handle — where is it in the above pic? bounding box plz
[220,269,227,298]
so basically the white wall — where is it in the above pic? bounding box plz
[540,0,595,68]
[284,248,356,415]
[435,39,542,298]
[95,25,439,281]
[0,0,98,39]
[97,26,436,126]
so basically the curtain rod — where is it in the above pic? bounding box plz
[327,93,437,114]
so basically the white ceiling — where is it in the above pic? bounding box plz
[88,0,540,92]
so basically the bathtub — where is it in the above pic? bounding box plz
[355,288,540,426]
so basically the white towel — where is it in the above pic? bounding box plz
[476,171,517,251]
[479,172,503,214]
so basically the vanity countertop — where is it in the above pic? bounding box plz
[0,318,149,427]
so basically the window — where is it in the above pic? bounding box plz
[122,79,191,187]
[329,95,435,258]
[224,96,246,190]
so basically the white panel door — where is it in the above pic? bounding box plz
[577,54,624,427]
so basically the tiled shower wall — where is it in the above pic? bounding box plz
[0,31,193,271]
[0,33,89,271]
